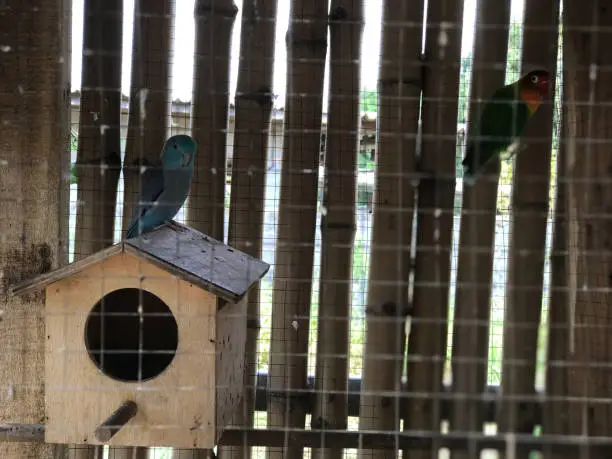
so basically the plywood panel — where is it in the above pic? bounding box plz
[44,252,218,448]
[215,297,247,439]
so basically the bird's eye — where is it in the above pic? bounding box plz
[172,143,177,149]
[530,75,539,84]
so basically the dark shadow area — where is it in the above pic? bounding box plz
[85,288,179,382]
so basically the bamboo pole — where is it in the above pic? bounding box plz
[403,1,463,457]
[542,80,571,459]
[0,1,70,457]
[311,1,364,458]
[498,0,560,453]
[73,0,123,260]
[186,0,238,240]
[266,0,329,457]
[449,0,511,456]
[121,0,174,235]
[70,0,124,457]
[114,5,173,458]
[182,3,237,453]
[219,0,277,458]
[357,1,423,458]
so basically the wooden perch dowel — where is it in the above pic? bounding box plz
[94,400,138,442]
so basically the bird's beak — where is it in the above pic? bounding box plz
[182,152,192,167]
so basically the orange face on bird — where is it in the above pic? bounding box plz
[518,69,550,113]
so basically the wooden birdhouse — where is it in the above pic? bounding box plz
[10,221,269,449]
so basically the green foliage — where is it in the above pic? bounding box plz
[358,151,375,170]
[70,128,78,151]
[360,89,377,113]
[70,129,78,184]
[70,164,78,185]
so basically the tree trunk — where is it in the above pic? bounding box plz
[560,2,612,457]
[311,1,363,458]
[357,1,422,458]
[0,0,70,458]
[266,1,328,457]
[403,0,463,457]
[70,0,123,457]
[449,0,511,456]
[74,0,123,260]
[498,0,560,453]
[121,0,174,237]
[186,0,238,240]
[218,1,277,458]
[542,79,570,459]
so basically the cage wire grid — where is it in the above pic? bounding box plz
[2,0,611,458]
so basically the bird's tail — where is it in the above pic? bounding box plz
[461,149,476,185]
[124,221,140,240]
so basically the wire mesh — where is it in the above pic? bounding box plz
[3,0,608,458]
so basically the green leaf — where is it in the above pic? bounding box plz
[70,164,78,185]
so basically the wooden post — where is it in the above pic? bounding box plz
[312,1,364,458]
[357,1,423,458]
[498,0,560,454]
[186,0,238,241]
[266,0,329,457]
[220,1,278,458]
[94,401,138,443]
[558,1,612,457]
[73,0,123,259]
[449,0,511,456]
[0,0,70,457]
[404,0,464,458]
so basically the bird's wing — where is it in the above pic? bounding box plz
[462,87,526,176]
[130,166,165,222]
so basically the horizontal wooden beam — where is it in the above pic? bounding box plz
[0,424,44,443]
[218,428,612,454]
[0,374,548,449]
[2,423,612,455]
[253,373,542,424]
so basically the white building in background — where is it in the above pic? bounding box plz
[69,92,471,198]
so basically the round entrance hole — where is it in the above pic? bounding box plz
[84,288,179,382]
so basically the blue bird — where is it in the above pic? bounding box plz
[125,134,197,239]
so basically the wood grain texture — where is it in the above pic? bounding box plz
[265,1,329,457]
[311,1,363,458]
[186,0,238,240]
[403,1,464,457]
[12,221,270,303]
[498,0,560,450]
[560,1,612,455]
[215,297,248,442]
[219,0,277,456]
[73,0,123,259]
[449,0,511,454]
[0,0,71,457]
[45,252,218,448]
[542,78,570,459]
[357,0,422,457]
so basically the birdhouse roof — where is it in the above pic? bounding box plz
[10,221,270,303]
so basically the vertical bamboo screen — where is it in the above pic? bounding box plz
[7,0,612,458]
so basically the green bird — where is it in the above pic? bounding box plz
[462,69,550,182]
